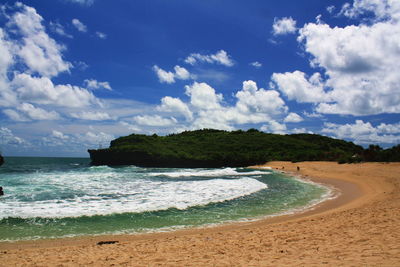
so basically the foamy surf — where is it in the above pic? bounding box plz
[0,157,329,241]
[150,167,270,178]
[0,177,267,219]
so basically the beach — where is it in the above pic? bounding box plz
[1,161,399,266]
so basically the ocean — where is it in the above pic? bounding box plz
[0,157,332,241]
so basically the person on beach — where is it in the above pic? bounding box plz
[297,166,300,171]
[0,186,4,196]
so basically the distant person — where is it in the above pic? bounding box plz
[297,166,300,171]
[0,186,3,196]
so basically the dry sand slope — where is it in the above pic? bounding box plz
[0,162,399,266]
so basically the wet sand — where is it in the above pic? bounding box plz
[1,162,399,266]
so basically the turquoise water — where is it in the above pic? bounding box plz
[0,157,330,241]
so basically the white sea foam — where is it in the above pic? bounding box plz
[150,167,270,178]
[0,168,268,219]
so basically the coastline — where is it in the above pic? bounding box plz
[1,162,399,266]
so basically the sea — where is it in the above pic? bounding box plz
[0,157,333,241]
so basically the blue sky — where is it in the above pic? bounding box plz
[0,0,399,157]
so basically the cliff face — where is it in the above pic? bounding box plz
[88,129,366,167]
[87,149,262,168]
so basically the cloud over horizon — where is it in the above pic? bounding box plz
[0,0,399,156]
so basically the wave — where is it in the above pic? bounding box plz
[149,167,270,178]
[0,177,267,219]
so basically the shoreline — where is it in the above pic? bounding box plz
[1,162,399,266]
[0,163,355,247]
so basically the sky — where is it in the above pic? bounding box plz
[0,0,399,157]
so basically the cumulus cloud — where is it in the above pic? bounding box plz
[43,130,114,150]
[284,112,303,123]
[261,120,287,134]
[72,18,87,32]
[185,82,223,110]
[184,50,234,67]
[340,0,400,21]
[154,81,288,131]
[152,65,191,84]
[271,0,400,116]
[0,127,26,145]
[271,71,329,103]
[12,73,98,108]
[52,130,69,140]
[272,17,297,35]
[322,120,400,145]
[235,80,287,116]
[0,2,105,127]
[250,61,262,68]
[157,96,193,121]
[5,102,61,122]
[7,4,72,77]
[126,80,289,132]
[84,79,112,90]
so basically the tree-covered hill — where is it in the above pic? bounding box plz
[88,129,377,167]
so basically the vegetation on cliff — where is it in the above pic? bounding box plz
[88,129,385,167]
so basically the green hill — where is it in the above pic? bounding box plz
[88,129,367,167]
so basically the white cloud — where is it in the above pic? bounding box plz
[133,115,177,127]
[157,96,193,121]
[49,22,72,38]
[84,79,112,90]
[284,112,303,123]
[65,0,94,6]
[4,103,60,121]
[70,111,112,121]
[322,120,400,145]
[271,71,329,103]
[261,120,287,134]
[95,31,107,39]
[3,109,29,122]
[18,102,60,120]
[235,80,287,116]
[173,65,190,80]
[80,131,114,146]
[184,50,234,67]
[303,111,323,118]
[0,127,26,145]
[291,128,311,134]
[72,18,87,32]
[43,130,115,150]
[152,65,192,84]
[52,130,69,140]
[250,61,262,68]
[340,0,400,21]
[185,82,223,110]
[8,4,72,77]
[326,5,336,14]
[75,61,89,70]
[12,73,99,108]
[272,17,297,35]
[152,65,176,84]
[290,1,400,116]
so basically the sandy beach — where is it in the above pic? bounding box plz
[1,161,399,266]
